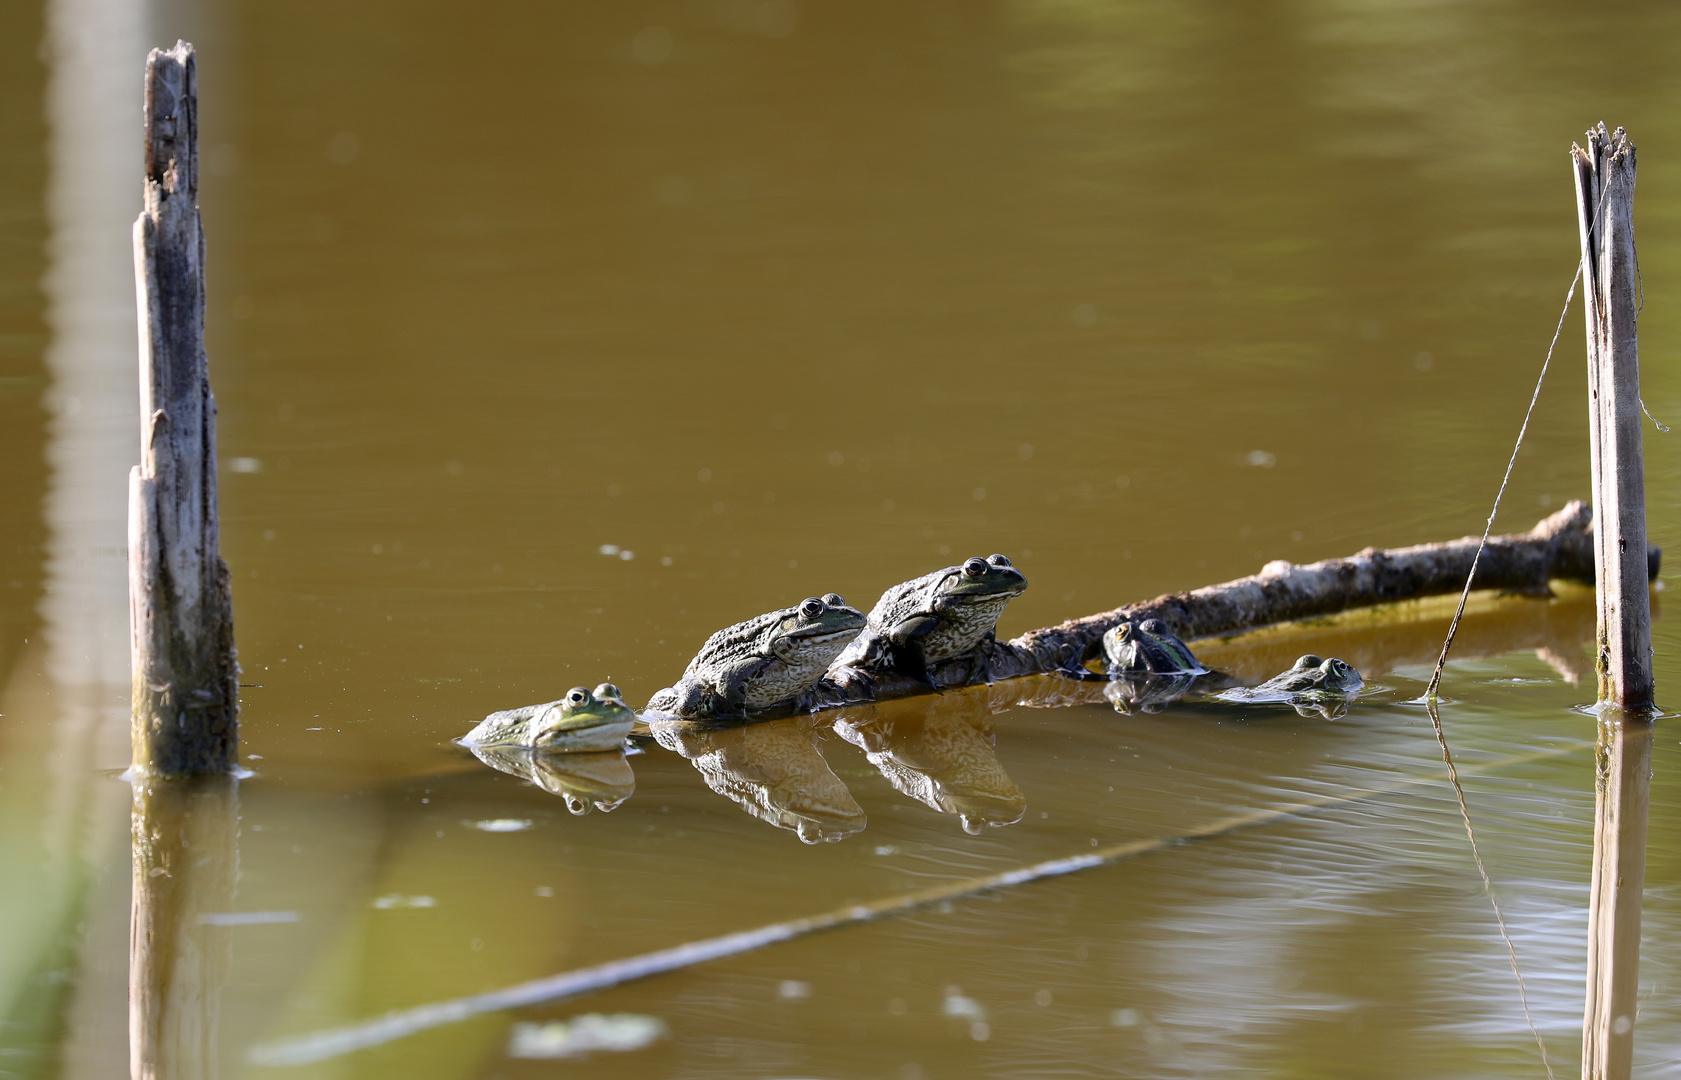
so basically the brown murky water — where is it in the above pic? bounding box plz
[4,1,1681,1076]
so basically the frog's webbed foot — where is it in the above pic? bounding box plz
[671,679,745,722]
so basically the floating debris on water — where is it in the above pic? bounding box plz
[198,910,298,926]
[506,1014,667,1059]
[467,818,532,832]
[372,894,435,909]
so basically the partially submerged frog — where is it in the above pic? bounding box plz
[1101,618,1208,677]
[462,683,636,751]
[833,554,1027,688]
[648,594,867,720]
[1216,654,1364,718]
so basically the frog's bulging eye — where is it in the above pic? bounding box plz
[988,553,1011,568]
[1140,619,1166,634]
[1295,655,1323,669]
[565,688,589,706]
[1113,622,1134,641]
[800,597,825,618]
[822,593,845,608]
[594,682,623,701]
[962,557,989,577]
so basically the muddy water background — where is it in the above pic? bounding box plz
[5,1,1681,1077]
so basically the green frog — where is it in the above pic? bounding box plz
[1217,654,1364,718]
[648,594,867,720]
[463,683,636,751]
[833,554,1028,689]
[1101,618,1208,677]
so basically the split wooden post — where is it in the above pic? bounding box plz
[1572,124,1654,712]
[129,40,238,776]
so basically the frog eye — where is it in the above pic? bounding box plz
[1140,619,1166,634]
[800,597,825,618]
[565,687,590,707]
[1295,655,1323,669]
[962,557,989,577]
[593,682,623,701]
[1112,622,1134,640]
[822,593,845,608]
[988,553,1011,568]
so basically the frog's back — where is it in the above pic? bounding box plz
[684,610,779,679]
[867,569,947,629]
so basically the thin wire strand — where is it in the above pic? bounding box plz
[1425,699,1556,1079]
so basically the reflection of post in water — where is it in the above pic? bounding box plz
[468,745,636,814]
[833,695,1025,834]
[1581,717,1651,1080]
[650,716,867,843]
[129,774,238,1080]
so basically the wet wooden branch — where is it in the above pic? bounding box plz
[813,500,1657,709]
[129,41,239,776]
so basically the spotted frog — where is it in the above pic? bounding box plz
[833,554,1027,688]
[1217,654,1364,718]
[649,594,867,720]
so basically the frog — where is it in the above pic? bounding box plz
[831,554,1028,689]
[648,594,868,720]
[1216,654,1364,718]
[1100,617,1208,677]
[462,683,636,751]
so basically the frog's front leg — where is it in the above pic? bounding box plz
[885,615,945,690]
[710,655,775,719]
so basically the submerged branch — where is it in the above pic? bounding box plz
[814,500,1658,710]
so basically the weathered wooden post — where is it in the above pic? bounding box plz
[1572,124,1653,712]
[129,40,238,776]
[1573,123,1653,1080]
[128,40,241,1080]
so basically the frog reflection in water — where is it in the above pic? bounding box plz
[462,683,636,751]
[650,715,867,843]
[834,555,1027,689]
[1217,654,1364,718]
[833,694,1026,834]
[647,594,867,720]
[469,743,636,815]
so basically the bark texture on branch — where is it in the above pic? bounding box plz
[810,500,1657,709]
[129,41,238,776]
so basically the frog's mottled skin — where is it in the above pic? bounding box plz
[1101,618,1207,677]
[654,594,867,720]
[833,554,1027,688]
[1218,654,1364,718]
[463,683,636,751]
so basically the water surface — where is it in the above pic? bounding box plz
[4,1,1681,1077]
